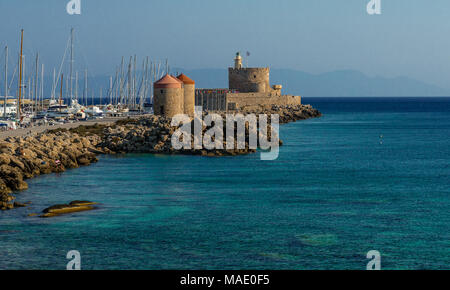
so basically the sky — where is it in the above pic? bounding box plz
[1,0,450,89]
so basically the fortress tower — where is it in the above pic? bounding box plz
[153,74,184,118]
[177,73,195,117]
[196,52,301,112]
[228,53,270,93]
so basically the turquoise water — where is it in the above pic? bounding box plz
[0,97,449,270]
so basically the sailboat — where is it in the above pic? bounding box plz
[0,45,17,119]
[84,105,104,117]
[0,100,18,118]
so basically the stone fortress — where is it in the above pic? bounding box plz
[153,53,302,118]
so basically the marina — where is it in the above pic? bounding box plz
[1,28,167,131]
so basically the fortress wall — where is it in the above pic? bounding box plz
[228,68,270,93]
[195,89,228,111]
[226,93,301,110]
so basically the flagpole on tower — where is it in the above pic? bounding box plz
[246,51,250,68]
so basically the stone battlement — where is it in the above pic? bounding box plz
[228,67,271,93]
[226,93,301,111]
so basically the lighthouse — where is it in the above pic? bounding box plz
[234,52,242,69]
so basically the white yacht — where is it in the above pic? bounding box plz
[47,100,71,119]
[85,106,104,117]
[0,120,17,130]
[0,99,18,118]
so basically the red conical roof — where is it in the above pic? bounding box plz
[154,74,183,89]
[177,73,195,85]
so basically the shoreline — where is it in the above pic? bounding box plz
[0,104,321,212]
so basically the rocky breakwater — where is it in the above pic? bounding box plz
[243,104,322,124]
[0,130,101,210]
[100,104,321,156]
[100,116,260,156]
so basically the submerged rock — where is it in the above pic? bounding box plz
[69,200,98,206]
[13,201,27,208]
[40,201,98,218]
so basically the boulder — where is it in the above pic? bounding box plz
[0,164,27,191]
[0,179,12,195]
[8,156,25,171]
[41,201,97,218]
[0,153,11,165]
[13,201,27,208]
[76,156,91,166]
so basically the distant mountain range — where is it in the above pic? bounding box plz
[4,68,447,99]
[180,68,449,97]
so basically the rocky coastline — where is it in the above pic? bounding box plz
[0,104,321,212]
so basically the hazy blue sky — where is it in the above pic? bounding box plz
[1,0,450,88]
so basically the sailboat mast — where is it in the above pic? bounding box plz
[4,46,8,119]
[151,61,154,105]
[109,76,112,105]
[34,53,39,114]
[119,56,124,105]
[127,56,132,106]
[114,68,119,105]
[17,29,24,120]
[60,74,63,112]
[134,55,137,108]
[84,69,87,106]
[65,75,68,102]
[75,71,78,101]
[69,28,74,101]
[51,68,56,100]
[40,64,44,111]
[144,56,149,109]
[28,79,31,109]
[157,62,161,80]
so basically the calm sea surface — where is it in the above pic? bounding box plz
[0,97,449,270]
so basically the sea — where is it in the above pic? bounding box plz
[0,97,449,270]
